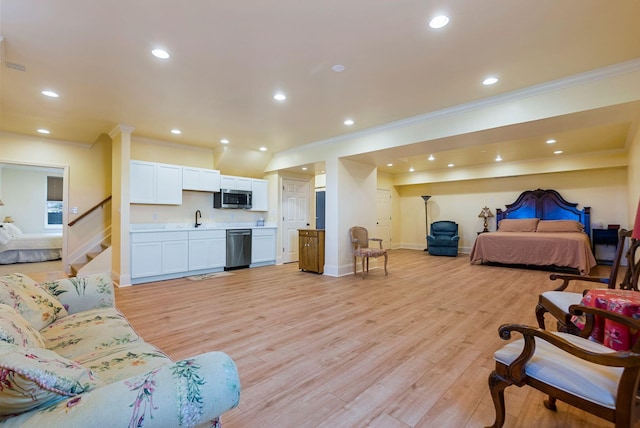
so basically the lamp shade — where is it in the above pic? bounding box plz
[3,216,13,223]
[633,198,640,240]
[478,206,494,218]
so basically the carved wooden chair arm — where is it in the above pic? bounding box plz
[369,237,383,249]
[498,323,640,382]
[548,273,610,291]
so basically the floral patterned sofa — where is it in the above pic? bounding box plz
[0,272,240,427]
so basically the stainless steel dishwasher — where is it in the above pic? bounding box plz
[226,229,252,269]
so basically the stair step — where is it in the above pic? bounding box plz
[86,252,100,261]
[70,263,84,277]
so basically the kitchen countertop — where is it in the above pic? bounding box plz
[130,223,277,233]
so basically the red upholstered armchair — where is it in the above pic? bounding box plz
[349,226,388,279]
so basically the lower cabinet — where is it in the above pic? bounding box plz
[251,228,276,265]
[131,231,189,280]
[188,230,226,271]
[298,229,325,273]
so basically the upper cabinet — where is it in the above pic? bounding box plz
[250,179,268,211]
[182,167,220,192]
[131,160,182,205]
[220,175,251,191]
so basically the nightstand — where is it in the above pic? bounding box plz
[592,228,618,265]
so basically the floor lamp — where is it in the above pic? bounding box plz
[422,196,431,251]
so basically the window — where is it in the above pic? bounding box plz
[46,176,63,228]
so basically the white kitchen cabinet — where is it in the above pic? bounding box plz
[251,228,276,265]
[188,229,226,271]
[220,175,251,191]
[250,179,268,212]
[182,167,220,192]
[130,160,182,205]
[131,231,189,279]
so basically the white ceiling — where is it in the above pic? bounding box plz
[1,0,640,176]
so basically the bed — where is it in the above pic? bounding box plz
[469,189,597,275]
[0,222,62,264]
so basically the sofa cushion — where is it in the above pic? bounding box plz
[0,304,45,348]
[39,273,114,315]
[0,274,68,330]
[0,342,104,416]
[41,307,141,360]
[78,341,173,384]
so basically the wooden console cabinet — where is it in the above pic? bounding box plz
[299,229,325,274]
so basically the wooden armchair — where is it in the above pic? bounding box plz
[535,228,632,334]
[349,226,388,279]
[487,304,640,428]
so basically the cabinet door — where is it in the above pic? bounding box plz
[220,175,236,189]
[201,169,220,192]
[131,241,162,278]
[250,179,268,211]
[189,239,215,270]
[156,163,182,204]
[236,177,252,191]
[252,230,276,263]
[130,161,156,203]
[182,167,201,191]
[162,240,189,274]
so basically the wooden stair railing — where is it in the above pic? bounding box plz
[67,196,112,227]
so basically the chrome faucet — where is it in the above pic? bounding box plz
[195,210,202,228]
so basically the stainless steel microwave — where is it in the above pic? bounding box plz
[214,189,252,209]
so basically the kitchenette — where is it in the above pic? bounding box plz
[129,160,276,285]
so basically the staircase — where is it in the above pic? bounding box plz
[70,239,111,277]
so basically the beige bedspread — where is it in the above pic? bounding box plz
[469,231,597,275]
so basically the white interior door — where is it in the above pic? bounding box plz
[377,188,391,247]
[282,178,310,263]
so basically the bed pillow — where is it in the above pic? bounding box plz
[0,227,11,245]
[498,218,539,232]
[0,342,104,416]
[0,273,68,330]
[0,304,46,348]
[1,222,22,237]
[536,220,584,233]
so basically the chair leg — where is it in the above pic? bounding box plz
[486,371,511,428]
[353,256,357,276]
[535,303,547,329]
[383,253,388,275]
[361,257,366,279]
[543,396,557,411]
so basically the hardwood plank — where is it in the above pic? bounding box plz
[115,249,619,427]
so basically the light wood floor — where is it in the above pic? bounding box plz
[114,250,619,428]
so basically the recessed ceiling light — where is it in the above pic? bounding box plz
[495,155,502,162]
[151,48,170,59]
[409,167,415,172]
[429,15,450,29]
[386,163,393,167]
[483,76,499,85]
[41,90,59,98]
[37,129,50,134]
[428,155,435,161]
[546,139,556,144]
[302,167,308,171]
[554,150,563,154]
[448,163,454,167]
[332,64,345,72]
[273,93,286,101]
[170,129,181,135]
[220,139,229,144]
[259,147,268,152]
[344,119,354,126]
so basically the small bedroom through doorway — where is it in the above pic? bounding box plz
[0,163,65,267]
